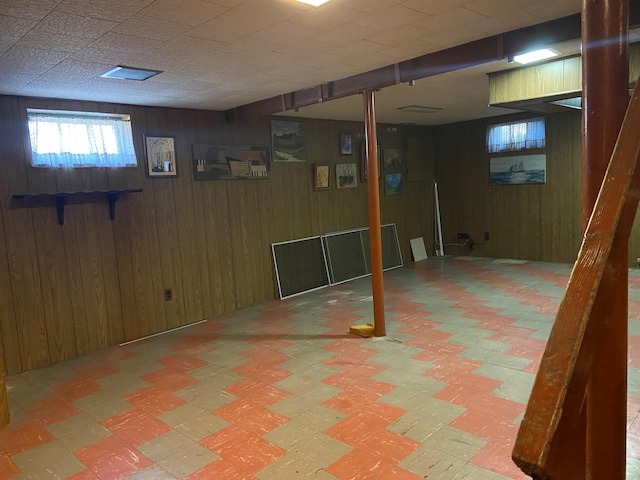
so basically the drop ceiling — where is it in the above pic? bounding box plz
[0,0,596,126]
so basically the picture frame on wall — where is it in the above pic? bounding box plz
[314,164,330,191]
[145,135,177,177]
[336,162,357,189]
[340,132,353,155]
[271,119,305,162]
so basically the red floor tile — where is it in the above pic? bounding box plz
[24,396,81,426]
[140,368,197,391]
[0,420,54,456]
[74,435,152,478]
[124,386,186,415]
[186,458,255,480]
[155,353,208,372]
[214,399,289,435]
[0,453,20,480]
[223,378,291,406]
[101,409,171,446]
[326,448,422,480]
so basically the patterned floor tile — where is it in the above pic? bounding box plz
[3,257,640,479]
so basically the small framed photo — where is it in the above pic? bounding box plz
[145,135,177,177]
[340,132,353,155]
[314,164,330,190]
[336,162,357,189]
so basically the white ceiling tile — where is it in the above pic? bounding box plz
[139,0,229,27]
[0,0,61,21]
[185,18,252,42]
[291,4,363,29]
[366,25,430,47]
[16,30,91,52]
[0,45,70,74]
[347,0,404,13]
[356,5,430,31]
[314,23,381,46]
[413,7,488,32]
[334,40,389,58]
[112,15,191,41]
[275,38,341,57]
[401,0,475,16]
[36,12,117,39]
[222,36,287,57]
[0,72,39,94]
[251,20,320,43]
[89,32,161,54]
[70,47,139,65]
[421,25,486,47]
[55,0,155,22]
[470,9,539,34]
[523,0,581,18]
[173,80,222,92]
[35,59,112,82]
[195,70,244,84]
[465,0,530,17]
[0,15,38,42]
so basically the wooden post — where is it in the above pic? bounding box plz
[582,0,629,477]
[0,351,9,428]
[363,90,386,337]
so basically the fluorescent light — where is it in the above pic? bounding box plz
[296,0,331,6]
[513,48,558,65]
[100,66,162,81]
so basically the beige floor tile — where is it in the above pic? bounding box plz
[124,464,178,479]
[455,462,515,479]
[73,390,134,422]
[255,453,339,479]
[46,412,112,451]
[158,443,220,478]
[137,430,198,463]
[400,447,467,479]
[293,405,347,431]
[159,405,229,441]
[12,440,86,479]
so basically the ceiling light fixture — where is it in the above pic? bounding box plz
[100,66,162,81]
[398,105,442,114]
[513,48,558,65]
[296,0,331,6]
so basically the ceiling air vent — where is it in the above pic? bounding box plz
[398,105,443,114]
[100,66,162,81]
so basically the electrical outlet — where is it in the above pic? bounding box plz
[164,288,172,301]
[457,233,470,240]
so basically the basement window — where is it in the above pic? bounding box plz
[27,109,137,168]
[487,117,545,153]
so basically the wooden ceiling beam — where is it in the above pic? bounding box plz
[225,7,640,124]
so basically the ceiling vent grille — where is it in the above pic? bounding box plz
[100,66,162,81]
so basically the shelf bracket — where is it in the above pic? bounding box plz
[56,196,66,226]
[107,192,119,221]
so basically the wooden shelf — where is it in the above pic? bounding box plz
[11,189,142,225]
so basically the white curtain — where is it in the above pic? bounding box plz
[28,112,137,168]
[487,117,545,153]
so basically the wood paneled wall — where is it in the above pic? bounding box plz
[0,95,435,375]
[435,109,640,266]
[435,111,584,263]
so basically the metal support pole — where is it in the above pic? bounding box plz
[582,0,629,477]
[363,90,386,337]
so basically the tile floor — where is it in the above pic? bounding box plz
[2,256,640,479]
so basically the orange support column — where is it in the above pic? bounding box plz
[363,90,386,337]
[582,0,629,477]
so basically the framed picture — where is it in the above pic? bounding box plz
[340,132,353,155]
[145,135,177,177]
[314,164,330,190]
[385,173,403,195]
[360,142,381,182]
[489,154,547,185]
[336,163,357,189]
[271,119,305,162]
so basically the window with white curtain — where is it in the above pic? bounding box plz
[27,109,137,168]
[486,117,546,153]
